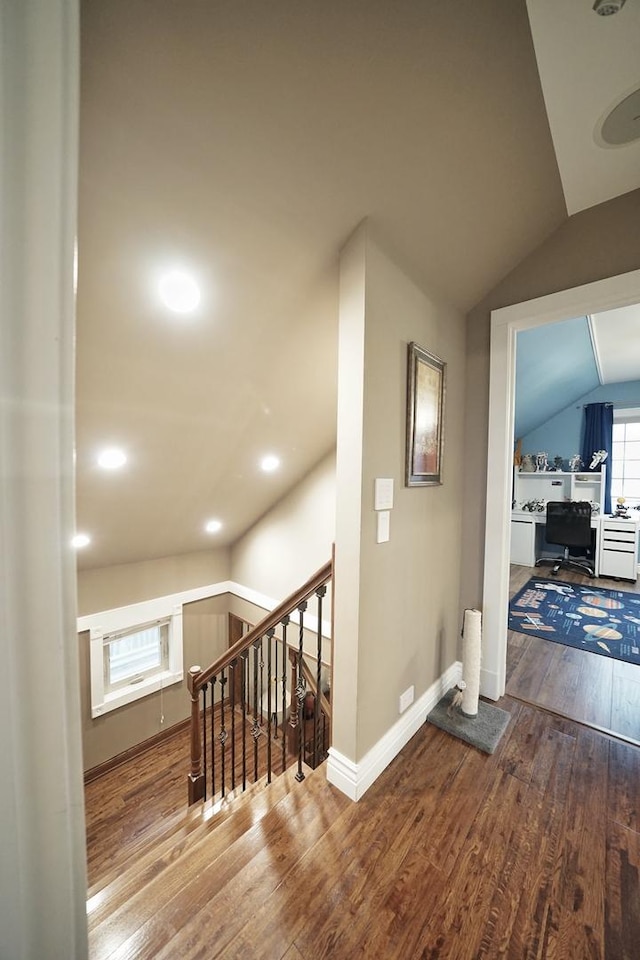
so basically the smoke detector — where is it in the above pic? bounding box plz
[593,0,626,15]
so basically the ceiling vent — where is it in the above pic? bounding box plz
[597,86,640,146]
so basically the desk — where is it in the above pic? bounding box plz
[510,512,640,580]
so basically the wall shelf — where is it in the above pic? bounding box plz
[513,468,605,512]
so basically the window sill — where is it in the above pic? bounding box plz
[91,668,183,718]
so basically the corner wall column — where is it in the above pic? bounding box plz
[0,2,87,957]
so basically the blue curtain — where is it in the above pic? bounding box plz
[581,403,613,515]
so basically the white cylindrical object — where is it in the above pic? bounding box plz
[461,608,482,717]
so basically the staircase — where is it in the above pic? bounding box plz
[86,561,337,958]
[87,761,351,959]
[187,559,333,805]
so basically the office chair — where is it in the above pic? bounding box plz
[535,501,595,578]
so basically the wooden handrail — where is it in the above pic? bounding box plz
[188,559,332,694]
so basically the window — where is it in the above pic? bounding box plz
[87,601,184,717]
[103,620,169,693]
[611,408,640,508]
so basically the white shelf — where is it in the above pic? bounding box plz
[513,468,605,512]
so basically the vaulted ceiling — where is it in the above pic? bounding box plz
[75,0,638,571]
[515,305,640,440]
[527,0,640,214]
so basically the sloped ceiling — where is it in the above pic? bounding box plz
[527,0,640,215]
[77,0,570,571]
[515,317,598,440]
[515,304,640,440]
[518,0,640,439]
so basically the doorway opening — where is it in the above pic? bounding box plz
[482,267,640,742]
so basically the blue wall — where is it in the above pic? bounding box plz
[515,317,598,439]
[520,380,640,468]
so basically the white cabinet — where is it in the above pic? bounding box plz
[598,517,639,581]
[510,516,535,566]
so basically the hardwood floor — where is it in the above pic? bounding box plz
[507,565,640,744]
[85,707,292,886]
[86,697,640,959]
[85,723,191,886]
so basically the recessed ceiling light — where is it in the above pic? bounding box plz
[260,455,280,473]
[204,519,222,534]
[158,270,201,314]
[97,447,127,469]
[72,533,91,549]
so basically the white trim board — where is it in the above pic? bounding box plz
[77,579,332,641]
[483,267,640,703]
[80,578,333,717]
[326,660,462,801]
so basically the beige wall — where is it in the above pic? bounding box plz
[77,465,338,769]
[77,547,230,616]
[77,549,231,770]
[230,451,336,598]
[1,3,88,955]
[79,593,229,771]
[461,187,640,611]
[334,225,465,763]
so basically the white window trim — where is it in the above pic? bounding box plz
[612,406,640,507]
[613,406,640,424]
[86,602,184,718]
[78,579,333,718]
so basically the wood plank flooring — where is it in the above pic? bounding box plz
[85,706,293,886]
[86,697,640,959]
[507,565,640,744]
[85,722,191,886]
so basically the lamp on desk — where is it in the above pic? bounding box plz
[614,497,630,519]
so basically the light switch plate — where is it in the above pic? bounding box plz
[377,510,390,543]
[374,478,394,511]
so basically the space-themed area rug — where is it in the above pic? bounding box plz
[508,578,640,666]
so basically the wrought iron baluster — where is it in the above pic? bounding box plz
[252,639,261,782]
[202,682,208,801]
[266,628,274,783]
[314,585,326,769]
[259,635,265,730]
[273,633,279,741]
[211,675,217,799]
[295,601,307,782]
[219,669,227,797]
[230,659,236,792]
[241,650,248,791]
[281,616,289,773]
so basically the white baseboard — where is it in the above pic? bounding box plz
[326,660,462,802]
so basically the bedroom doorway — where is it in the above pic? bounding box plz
[482,267,640,742]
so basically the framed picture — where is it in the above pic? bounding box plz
[405,342,446,486]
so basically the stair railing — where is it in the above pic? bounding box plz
[187,559,332,804]
[288,648,332,772]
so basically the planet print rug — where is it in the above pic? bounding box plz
[508,578,640,666]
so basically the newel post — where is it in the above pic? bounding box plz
[187,664,205,804]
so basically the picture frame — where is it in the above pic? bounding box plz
[405,341,446,486]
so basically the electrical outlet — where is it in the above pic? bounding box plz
[399,685,414,714]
